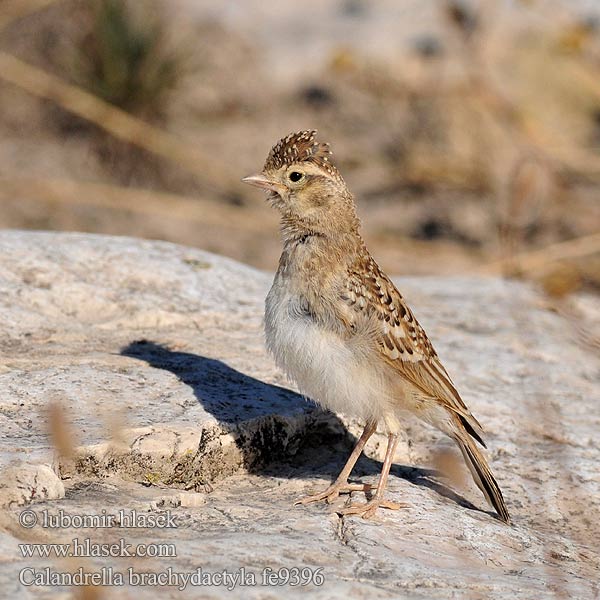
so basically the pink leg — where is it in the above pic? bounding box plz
[337,433,406,519]
[295,421,377,505]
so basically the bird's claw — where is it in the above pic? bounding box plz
[336,498,407,520]
[294,482,373,506]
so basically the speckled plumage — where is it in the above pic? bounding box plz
[341,252,487,445]
[263,129,341,180]
[243,130,510,523]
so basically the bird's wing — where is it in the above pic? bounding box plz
[341,253,486,446]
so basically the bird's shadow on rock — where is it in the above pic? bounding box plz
[121,339,311,424]
[121,340,485,517]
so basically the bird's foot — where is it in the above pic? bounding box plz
[294,481,373,506]
[336,498,406,520]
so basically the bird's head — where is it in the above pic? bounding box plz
[242,130,359,239]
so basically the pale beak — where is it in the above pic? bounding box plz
[241,173,281,193]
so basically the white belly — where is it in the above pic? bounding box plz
[264,285,390,423]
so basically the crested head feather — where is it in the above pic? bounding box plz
[263,130,342,180]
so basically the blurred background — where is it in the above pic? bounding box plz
[0,0,599,294]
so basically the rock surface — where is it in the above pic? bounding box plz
[0,231,598,599]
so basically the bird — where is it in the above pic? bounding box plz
[242,130,510,523]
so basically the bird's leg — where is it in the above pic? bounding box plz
[294,420,377,506]
[337,432,406,519]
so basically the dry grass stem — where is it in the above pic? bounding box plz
[480,232,600,276]
[0,176,274,233]
[0,51,240,197]
[0,0,60,31]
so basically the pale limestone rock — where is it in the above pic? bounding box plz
[0,465,64,508]
[0,231,598,599]
[178,492,208,508]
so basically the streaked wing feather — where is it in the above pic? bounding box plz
[342,253,485,444]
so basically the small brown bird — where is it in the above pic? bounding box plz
[242,130,510,523]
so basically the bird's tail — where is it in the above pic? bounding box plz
[454,434,511,524]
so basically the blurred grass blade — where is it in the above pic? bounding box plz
[0,51,240,199]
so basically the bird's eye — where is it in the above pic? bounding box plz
[289,171,304,182]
